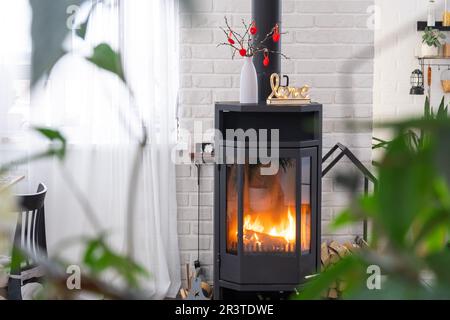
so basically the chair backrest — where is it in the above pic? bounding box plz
[8,183,48,300]
[15,183,48,262]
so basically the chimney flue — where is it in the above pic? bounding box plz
[252,0,282,104]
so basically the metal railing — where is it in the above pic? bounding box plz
[322,143,378,241]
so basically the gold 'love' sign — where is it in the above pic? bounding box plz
[267,73,311,105]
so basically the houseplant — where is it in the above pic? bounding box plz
[0,0,154,299]
[297,99,450,300]
[218,17,287,104]
[422,27,445,57]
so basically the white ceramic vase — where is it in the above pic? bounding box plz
[240,56,258,104]
[422,43,439,57]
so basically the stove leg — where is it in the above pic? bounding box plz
[213,284,224,300]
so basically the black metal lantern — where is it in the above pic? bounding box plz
[410,69,425,95]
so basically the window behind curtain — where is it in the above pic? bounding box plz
[0,0,122,143]
[0,0,32,142]
[1,0,179,150]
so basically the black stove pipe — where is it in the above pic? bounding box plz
[252,0,281,104]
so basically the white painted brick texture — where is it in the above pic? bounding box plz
[177,0,374,284]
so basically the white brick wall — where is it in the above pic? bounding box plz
[177,0,374,284]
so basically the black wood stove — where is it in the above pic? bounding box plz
[213,102,322,299]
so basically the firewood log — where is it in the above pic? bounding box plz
[343,241,356,252]
[329,241,349,258]
[318,240,362,299]
[244,230,288,251]
[180,288,187,299]
[321,242,330,267]
[355,236,368,248]
[329,252,340,264]
[328,288,338,299]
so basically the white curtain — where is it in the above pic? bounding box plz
[22,0,180,298]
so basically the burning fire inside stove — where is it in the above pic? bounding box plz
[226,162,311,254]
[244,206,296,251]
[227,204,311,253]
[242,205,310,253]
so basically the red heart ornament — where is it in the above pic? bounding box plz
[272,33,280,42]
[263,51,269,67]
[228,32,235,44]
[250,21,257,35]
[272,23,280,42]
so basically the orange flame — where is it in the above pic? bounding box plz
[239,205,310,253]
[244,207,296,245]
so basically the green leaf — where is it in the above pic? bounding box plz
[331,209,358,229]
[424,96,431,119]
[407,130,420,150]
[87,43,126,83]
[424,224,448,253]
[435,122,450,186]
[34,127,66,144]
[83,237,149,288]
[372,137,390,150]
[76,19,88,39]
[294,257,361,300]
[437,96,448,120]
[376,134,435,247]
[76,1,96,40]
[29,0,87,86]
[33,127,67,159]
[426,251,450,284]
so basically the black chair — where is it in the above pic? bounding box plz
[8,183,48,300]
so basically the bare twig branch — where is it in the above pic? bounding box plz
[219,26,230,38]
[253,26,277,52]
[125,114,148,260]
[218,17,288,60]
[241,19,251,54]
[252,47,290,60]
[224,16,243,43]
[217,42,240,52]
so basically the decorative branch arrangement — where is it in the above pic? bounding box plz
[217,17,288,67]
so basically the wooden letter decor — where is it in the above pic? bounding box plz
[267,73,311,105]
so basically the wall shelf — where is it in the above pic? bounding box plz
[417,56,450,68]
[417,21,450,31]
[416,56,450,60]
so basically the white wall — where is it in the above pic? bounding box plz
[178,0,375,284]
[374,0,450,139]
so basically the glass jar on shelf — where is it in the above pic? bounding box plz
[444,42,450,57]
[444,0,450,26]
[440,68,450,93]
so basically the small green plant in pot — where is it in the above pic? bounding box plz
[422,27,446,57]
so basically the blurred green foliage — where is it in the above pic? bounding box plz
[373,96,448,152]
[83,237,149,288]
[0,0,150,298]
[296,100,450,299]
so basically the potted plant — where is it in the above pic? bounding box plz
[422,27,445,57]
